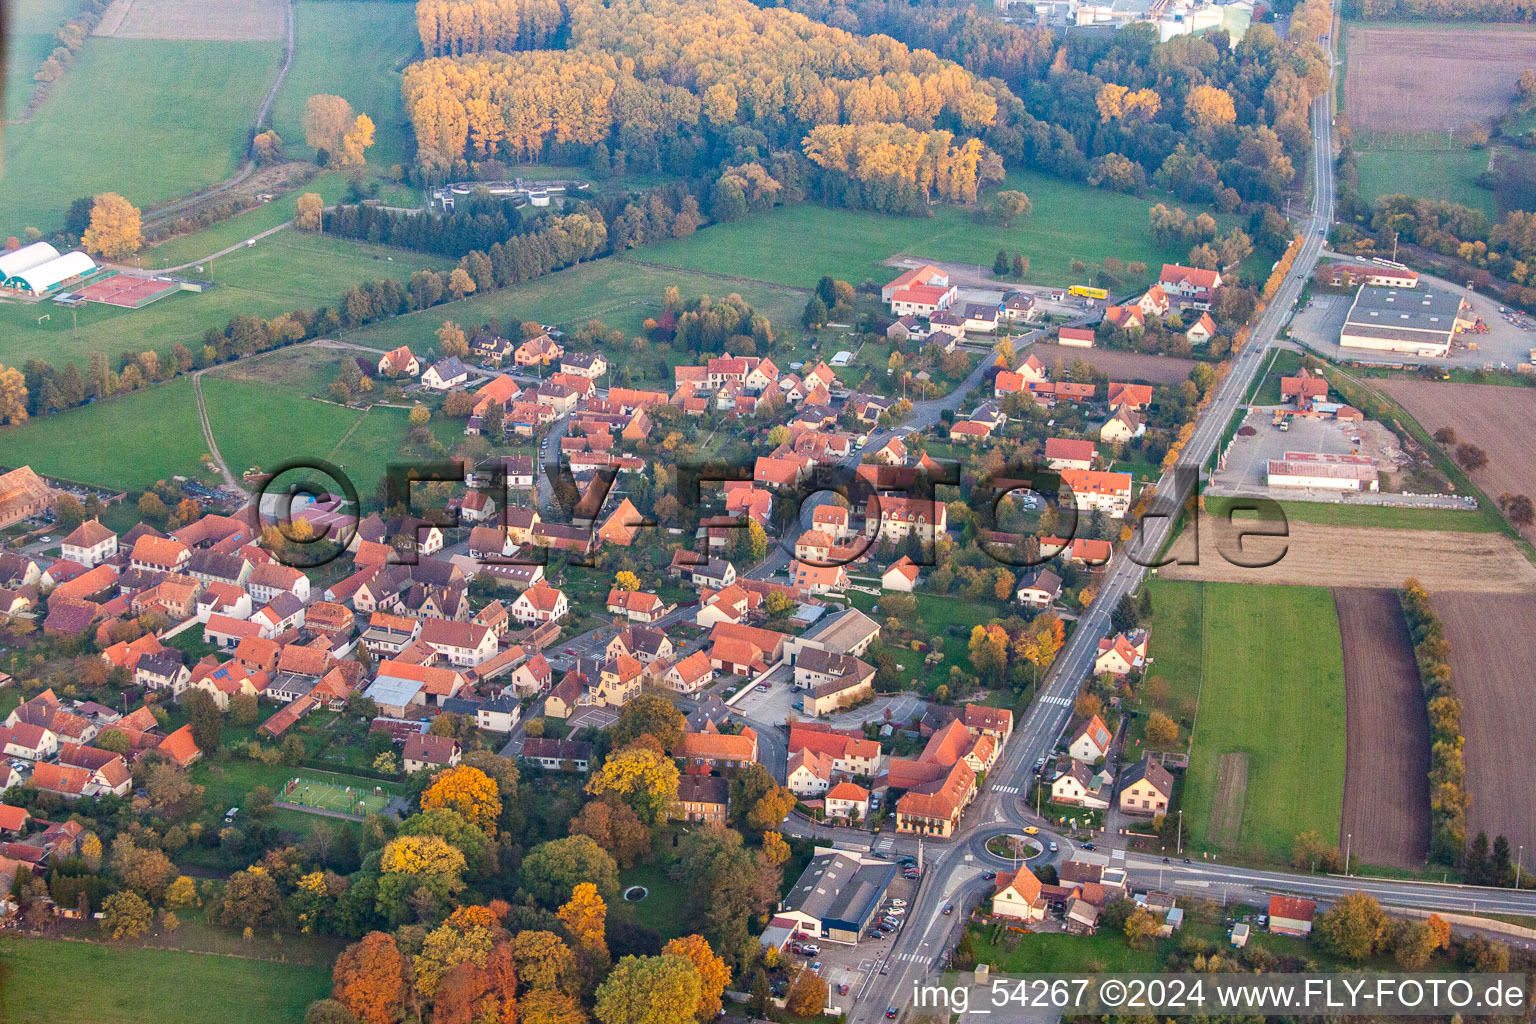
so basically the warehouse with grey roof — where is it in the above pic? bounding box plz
[1339,285,1469,357]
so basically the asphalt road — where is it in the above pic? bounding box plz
[844,15,1397,1021]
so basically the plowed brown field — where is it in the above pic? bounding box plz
[1431,593,1536,856]
[1382,380,1536,543]
[1159,521,1536,593]
[1335,588,1430,869]
[1346,27,1536,132]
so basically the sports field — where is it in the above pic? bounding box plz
[270,0,421,168]
[0,233,452,371]
[0,937,329,1024]
[1170,581,1348,862]
[281,775,391,816]
[641,170,1233,291]
[2,37,281,234]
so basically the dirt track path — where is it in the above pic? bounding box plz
[140,0,297,229]
[192,371,247,494]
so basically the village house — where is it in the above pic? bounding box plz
[1098,405,1146,443]
[824,781,870,821]
[514,334,562,367]
[420,619,499,667]
[421,357,469,390]
[881,556,919,592]
[1158,263,1223,308]
[1058,469,1133,517]
[864,494,946,545]
[510,583,568,625]
[662,650,715,695]
[605,588,667,624]
[129,535,190,574]
[1117,756,1174,816]
[795,649,876,716]
[1015,568,1062,609]
[679,720,759,770]
[60,520,117,567]
[606,625,673,665]
[1068,713,1113,763]
[403,733,461,773]
[675,775,730,824]
[521,737,592,772]
[1268,895,1317,937]
[991,866,1047,923]
[378,345,419,377]
[1095,629,1149,676]
[1051,760,1110,809]
[1044,437,1097,472]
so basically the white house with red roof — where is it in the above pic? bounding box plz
[1068,713,1113,763]
[1095,629,1149,677]
[1044,437,1097,471]
[882,265,958,316]
[511,583,568,625]
[1158,263,1223,308]
[881,556,919,592]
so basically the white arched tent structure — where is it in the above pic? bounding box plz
[0,241,62,287]
[10,250,98,295]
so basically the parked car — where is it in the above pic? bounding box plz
[811,961,822,971]
[838,983,849,995]
[800,944,820,955]
[889,899,907,907]
[886,907,905,916]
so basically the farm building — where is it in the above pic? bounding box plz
[1266,451,1379,492]
[1320,261,1419,290]
[0,242,98,295]
[1339,286,1468,357]
[1267,895,1317,937]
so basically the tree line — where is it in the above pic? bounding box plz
[1342,0,1536,20]
[765,0,1333,206]
[1400,579,1468,865]
[400,0,1005,206]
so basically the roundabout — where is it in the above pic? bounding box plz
[971,825,1051,866]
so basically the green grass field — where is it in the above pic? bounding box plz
[617,861,690,940]
[2,38,281,235]
[641,170,1234,292]
[1132,579,1205,751]
[343,254,807,352]
[0,937,330,1024]
[0,232,450,372]
[0,379,210,489]
[270,0,421,169]
[1171,581,1347,862]
[1203,495,1500,533]
[1248,348,1305,405]
[281,775,391,816]
[133,172,424,270]
[1354,147,1494,219]
[4,0,78,121]
[194,760,401,816]
[200,376,365,482]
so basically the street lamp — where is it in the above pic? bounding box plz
[1176,809,1183,855]
[1344,832,1352,876]
[1518,845,1524,890]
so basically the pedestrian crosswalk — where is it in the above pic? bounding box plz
[1041,694,1073,707]
[872,837,895,855]
[892,952,928,962]
[992,785,1020,795]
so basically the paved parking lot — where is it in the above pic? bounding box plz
[788,872,920,1017]
[725,663,797,721]
[1290,268,1536,368]
[1212,407,1408,493]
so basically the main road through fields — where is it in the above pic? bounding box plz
[850,11,1345,1020]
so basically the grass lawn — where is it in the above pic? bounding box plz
[2,38,281,235]
[617,860,690,940]
[972,919,1318,974]
[4,0,78,121]
[0,379,210,489]
[1355,147,1494,219]
[270,0,420,169]
[641,170,1236,292]
[200,377,365,483]
[133,171,423,270]
[848,589,1009,690]
[1203,495,1501,533]
[192,759,400,816]
[1175,581,1346,862]
[0,937,330,1024]
[343,255,807,352]
[1130,579,1205,752]
[1248,348,1304,405]
[0,232,452,373]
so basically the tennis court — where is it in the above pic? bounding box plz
[280,776,391,817]
[73,273,182,307]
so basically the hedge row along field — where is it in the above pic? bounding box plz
[1399,578,1468,865]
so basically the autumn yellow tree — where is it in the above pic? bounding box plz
[614,571,640,592]
[437,319,470,358]
[662,934,731,1021]
[559,881,610,984]
[338,113,376,167]
[448,267,476,300]
[1186,85,1236,129]
[421,764,501,835]
[0,365,29,425]
[295,192,324,231]
[303,94,355,155]
[80,192,143,259]
[586,745,679,825]
[414,916,496,996]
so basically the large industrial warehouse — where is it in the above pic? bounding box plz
[1338,285,1469,357]
[1266,451,1380,492]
